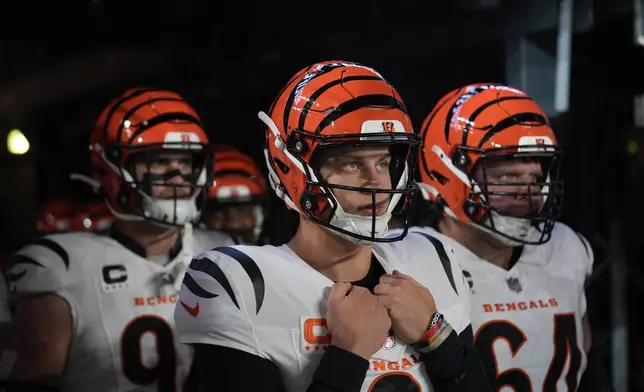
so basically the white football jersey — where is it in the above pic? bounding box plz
[175,234,471,392]
[409,223,592,392]
[6,225,234,392]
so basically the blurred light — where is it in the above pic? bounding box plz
[7,129,29,155]
[628,140,639,156]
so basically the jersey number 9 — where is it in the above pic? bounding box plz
[121,315,178,392]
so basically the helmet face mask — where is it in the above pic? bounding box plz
[419,83,564,245]
[123,146,209,198]
[89,89,212,227]
[260,61,420,244]
[459,145,564,245]
[286,129,420,243]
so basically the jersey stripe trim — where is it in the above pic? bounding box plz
[414,232,458,295]
[213,247,265,315]
[574,231,591,258]
[4,255,44,284]
[3,270,25,284]
[9,255,44,269]
[35,238,69,270]
[183,272,218,299]
[188,257,239,308]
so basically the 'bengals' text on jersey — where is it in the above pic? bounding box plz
[408,223,591,392]
[175,233,471,392]
[6,226,233,392]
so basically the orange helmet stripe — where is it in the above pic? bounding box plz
[100,87,165,140]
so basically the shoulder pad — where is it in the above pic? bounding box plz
[5,234,76,295]
[389,228,460,295]
[547,223,594,284]
[174,245,265,357]
[191,229,236,253]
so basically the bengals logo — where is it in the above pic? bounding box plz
[382,121,395,133]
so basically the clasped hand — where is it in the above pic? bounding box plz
[374,270,438,343]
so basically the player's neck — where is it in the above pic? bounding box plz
[438,218,514,270]
[113,220,181,259]
[288,218,373,282]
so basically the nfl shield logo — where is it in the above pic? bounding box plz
[506,277,522,293]
[382,331,397,351]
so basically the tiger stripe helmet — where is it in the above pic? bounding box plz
[259,61,420,243]
[89,88,212,226]
[209,145,267,202]
[206,145,267,243]
[418,83,563,245]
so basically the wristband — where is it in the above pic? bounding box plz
[411,312,453,354]
[417,312,445,342]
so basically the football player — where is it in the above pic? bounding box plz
[200,145,269,244]
[4,89,234,392]
[175,61,490,391]
[409,83,592,391]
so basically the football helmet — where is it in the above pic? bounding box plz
[418,83,563,245]
[36,200,76,234]
[70,202,115,232]
[88,88,212,227]
[259,61,420,243]
[203,145,268,244]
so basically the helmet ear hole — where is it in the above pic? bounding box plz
[429,170,449,185]
[273,158,290,175]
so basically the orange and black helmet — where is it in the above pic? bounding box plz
[209,145,267,203]
[418,83,563,245]
[259,61,420,243]
[203,145,268,243]
[36,200,77,234]
[70,202,115,232]
[89,88,212,226]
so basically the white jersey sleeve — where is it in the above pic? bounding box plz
[174,245,263,358]
[549,223,593,284]
[548,223,594,315]
[6,235,81,315]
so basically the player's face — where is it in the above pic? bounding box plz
[203,203,259,242]
[132,151,195,199]
[318,146,393,216]
[474,157,545,217]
